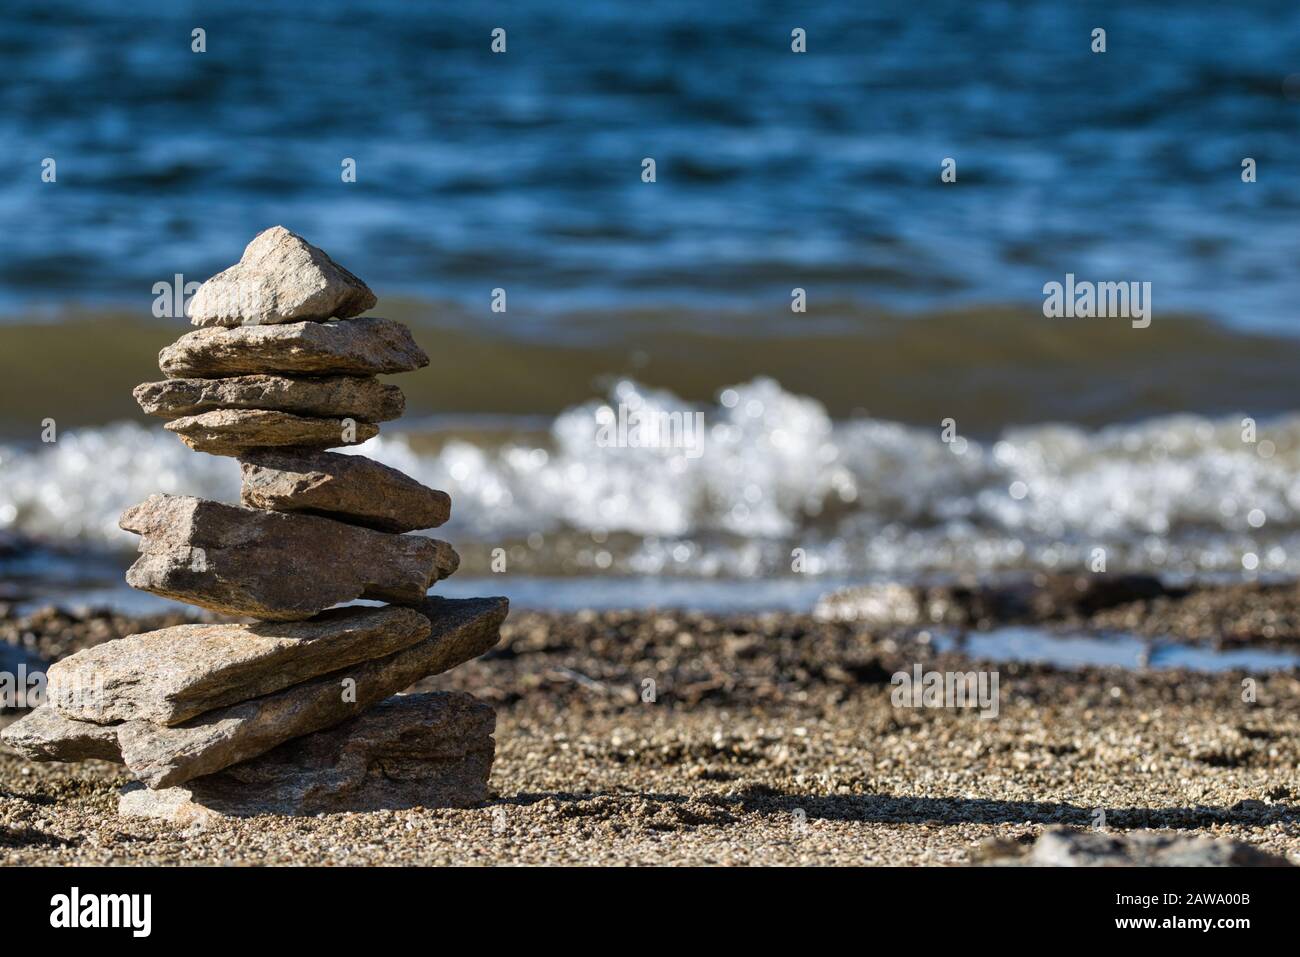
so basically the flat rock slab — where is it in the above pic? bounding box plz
[47,605,431,727]
[1,705,122,762]
[118,692,494,821]
[241,450,450,532]
[134,375,404,421]
[120,494,458,620]
[159,317,428,378]
[976,826,1294,867]
[188,226,377,327]
[165,409,378,456]
[116,595,507,788]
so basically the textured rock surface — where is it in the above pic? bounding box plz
[188,226,376,327]
[48,606,431,726]
[0,705,123,763]
[165,409,378,456]
[978,826,1294,867]
[240,449,450,531]
[116,596,507,788]
[159,317,428,378]
[120,494,458,620]
[118,692,494,820]
[134,375,404,421]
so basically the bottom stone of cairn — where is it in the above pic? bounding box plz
[118,692,494,823]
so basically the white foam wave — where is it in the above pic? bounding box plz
[4,378,1300,578]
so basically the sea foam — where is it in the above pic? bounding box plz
[3,378,1299,580]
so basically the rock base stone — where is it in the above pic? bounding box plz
[118,692,494,821]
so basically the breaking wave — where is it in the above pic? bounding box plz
[4,377,1300,582]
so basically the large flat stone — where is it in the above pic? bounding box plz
[165,409,379,456]
[159,318,428,378]
[188,226,377,327]
[134,375,404,421]
[120,494,458,620]
[116,595,507,788]
[240,450,450,532]
[118,692,494,821]
[47,606,431,727]
[0,705,123,763]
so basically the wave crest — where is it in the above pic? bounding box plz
[3,378,1298,579]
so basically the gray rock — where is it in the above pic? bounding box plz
[977,826,1294,867]
[0,705,123,763]
[118,692,494,821]
[188,226,376,327]
[159,317,428,379]
[165,409,379,456]
[134,375,404,422]
[120,494,458,620]
[47,605,431,726]
[240,449,450,532]
[116,596,507,788]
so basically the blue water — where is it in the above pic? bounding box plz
[9,574,857,617]
[11,577,1299,674]
[3,0,1300,328]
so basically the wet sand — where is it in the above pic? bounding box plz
[2,582,1299,865]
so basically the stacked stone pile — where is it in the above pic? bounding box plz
[2,227,508,821]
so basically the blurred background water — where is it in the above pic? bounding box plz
[3,0,1300,608]
[4,0,1300,323]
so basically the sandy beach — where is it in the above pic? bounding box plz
[4,578,1298,866]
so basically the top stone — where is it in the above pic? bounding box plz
[188,226,377,328]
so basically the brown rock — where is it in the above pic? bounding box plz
[188,226,376,327]
[164,409,379,456]
[47,605,431,726]
[159,317,428,378]
[118,692,494,820]
[116,596,508,788]
[133,375,404,421]
[240,450,450,531]
[120,494,458,620]
[0,705,123,763]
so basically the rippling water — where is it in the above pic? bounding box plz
[3,0,1300,327]
[5,378,1300,589]
[5,2,1300,609]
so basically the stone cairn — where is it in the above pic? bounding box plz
[2,226,508,822]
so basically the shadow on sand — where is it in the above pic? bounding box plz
[500,789,1300,830]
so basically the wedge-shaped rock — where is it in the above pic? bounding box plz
[116,596,507,788]
[120,495,458,620]
[241,449,450,531]
[188,226,376,327]
[119,692,494,821]
[1,705,123,763]
[159,317,428,378]
[47,606,431,727]
[165,409,378,456]
[134,375,404,421]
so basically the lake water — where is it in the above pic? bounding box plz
[4,1,1300,603]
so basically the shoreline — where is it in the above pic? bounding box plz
[3,580,1299,865]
